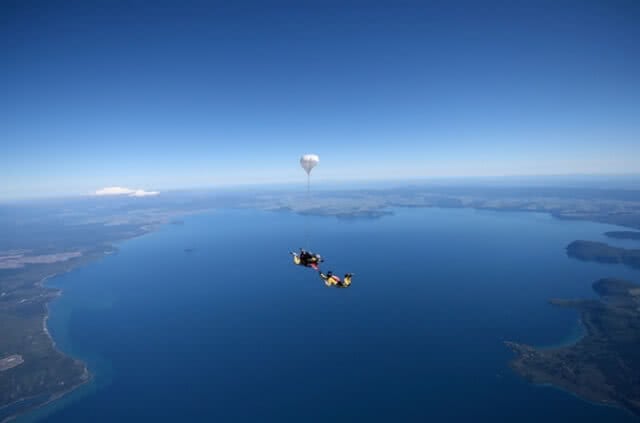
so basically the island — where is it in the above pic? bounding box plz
[506,278,640,417]
[566,240,640,269]
[605,231,640,241]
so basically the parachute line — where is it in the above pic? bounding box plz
[300,154,318,250]
[305,173,310,249]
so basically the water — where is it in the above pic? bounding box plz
[23,208,640,421]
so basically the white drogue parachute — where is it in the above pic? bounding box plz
[299,154,319,248]
[299,154,319,175]
[300,154,319,193]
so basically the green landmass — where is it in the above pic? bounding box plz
[566,240,640,269]
[0,250,104,421]
[0,202,189,422]
[605,231,640,241]
[506,278,640,417]
[253,185,640,229]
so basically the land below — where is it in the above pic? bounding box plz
[0,200,189,422]
[255,184,640,230]
[2,182,640,420]
[566,240,640,269]
[506,278,640,417]
[508,232,640,418]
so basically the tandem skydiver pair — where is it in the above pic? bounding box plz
[290,249,353,288]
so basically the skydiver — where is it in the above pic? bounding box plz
[299,248,310,262]
[299,249,321,265]
[291,249,321,269]
[319,270,353,288]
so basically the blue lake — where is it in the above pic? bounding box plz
[22,208,640,421]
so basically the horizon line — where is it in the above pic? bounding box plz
[2,172,640,204]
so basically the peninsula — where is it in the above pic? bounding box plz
[506,278,640,417]
[566,240,640,269]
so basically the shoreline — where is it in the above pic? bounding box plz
[531,381,635,419]
[1,370,93,423]
[506,277,640,418]
[0,262,103,423]
[535,317,586,351]
[507,341,634,419]
[0,224,164,423]
[41,274,61,347]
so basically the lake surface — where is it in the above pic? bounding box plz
[23,208,640,421]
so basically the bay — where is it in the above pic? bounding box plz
[23,208,639,422]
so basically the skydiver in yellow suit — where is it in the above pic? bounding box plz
[318,270,353,288]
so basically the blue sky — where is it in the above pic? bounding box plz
[2,0,639,198]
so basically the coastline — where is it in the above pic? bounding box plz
[0,259,104,423]
[530,381,635,420]
[1,370,93,423]
[40,274,62,347]
[535,317,586,351]
[506,278,640,418]
[0,225,162,423]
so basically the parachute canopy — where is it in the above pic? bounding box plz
[300,154,319,175]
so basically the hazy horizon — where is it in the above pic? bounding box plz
[1,172,638,203]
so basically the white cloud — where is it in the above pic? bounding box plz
[95,186,135,196]
[130,189,159,197]
[94,186,159,197]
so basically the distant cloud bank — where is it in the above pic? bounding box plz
[94,186,159,197]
